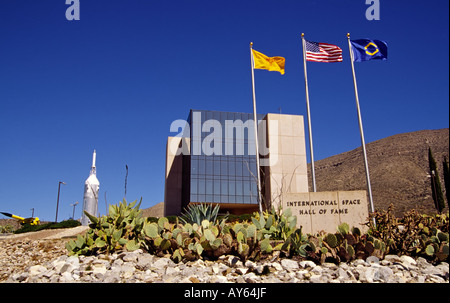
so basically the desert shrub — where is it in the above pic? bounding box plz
[367,204,449,263]
[180,203,223,225]
[66,199,145,255]
[0,224,14,233]
[65,199,449,264]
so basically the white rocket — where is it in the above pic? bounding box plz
[81,150,100,225]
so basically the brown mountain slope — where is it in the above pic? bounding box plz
[141,202,164,218]
[308,128,449,217]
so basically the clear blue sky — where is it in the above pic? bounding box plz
[0,0,448,221]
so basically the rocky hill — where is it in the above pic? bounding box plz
[141,202,164,218]
[308,128,449,216]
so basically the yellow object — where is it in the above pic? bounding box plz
[251,49,285,75]
[1,212,40,225]
[12,214,40,225]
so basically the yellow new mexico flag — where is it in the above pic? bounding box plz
[251,49,285,75]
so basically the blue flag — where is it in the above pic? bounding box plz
[350,39,388,62]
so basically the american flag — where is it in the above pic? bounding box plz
[305,40,343,63]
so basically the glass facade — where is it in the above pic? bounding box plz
[188,110,264,205]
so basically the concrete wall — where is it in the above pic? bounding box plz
[281,191,369,235]
[164,137,190,216]
[263,114,308,210]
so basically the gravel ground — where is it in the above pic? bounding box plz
[1,227,448,283]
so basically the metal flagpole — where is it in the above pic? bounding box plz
[301,33,317,192]
[346,33,376,227]
[250,42,264,214]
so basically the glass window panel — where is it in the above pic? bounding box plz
[235,195,244,203]
[228,196,236,203]
[198,194,205,203]
[190,194,198,202]
[221,180,228,195]
[242,161,250,177]
[191,179,198,194]
[201,110,207,122]
[214,160,220,175]
[220,160,229,176]
[212,111,221,121]
[235,161,243,176]
[236,181,243,195]
[206,180,213,194]
[214,179,220,195]
[249,160,257,177]
[213,195,221,203]
[250,181,258,196]
[228,180,236,195]
[219,111,226,123]
[243,181,250,196]
[191,159,198,175]
[198,159,206,175]
[206,160,213,175]
[205,195,213,202]
[198,179,206,195]
[228,160,236,175]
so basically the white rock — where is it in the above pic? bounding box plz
[400,255,417,267]
[211,264,220,274]
[136,254,154,270]
[270,262,283,271]
[122,252,138,263]
[29,265,46,276]
[281,259,299,271]
[66,256,80,267]
[366,256,380,265]
[244,260,256,268]
[235,267,248,275]
[384,254,401,263]
[92,264,107,275]
[60,271,74,282]
[375,266,394,282]
[310,274,330,283]
[209,275,228,283]
[166,266,181,275]
[52,260,67,272]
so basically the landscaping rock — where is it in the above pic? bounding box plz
[1,238,449,283]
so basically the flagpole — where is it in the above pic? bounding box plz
[346,33,376,226]
[250,42,264,214]
[301,33,317,192]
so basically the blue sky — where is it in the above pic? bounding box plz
[0,0,448,221]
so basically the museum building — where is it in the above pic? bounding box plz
[164,109,308,216]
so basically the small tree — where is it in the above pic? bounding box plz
[428,147,445,213]
[443,156,450,210]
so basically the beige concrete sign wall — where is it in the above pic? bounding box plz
[281,191,369,235]
[263,114,308,208]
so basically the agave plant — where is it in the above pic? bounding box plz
[180,203,224,225]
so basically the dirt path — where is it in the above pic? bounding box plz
[0,226,89,241]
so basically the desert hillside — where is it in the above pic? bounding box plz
[308,128,449,216]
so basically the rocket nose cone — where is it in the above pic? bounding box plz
[92,150,97,168]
